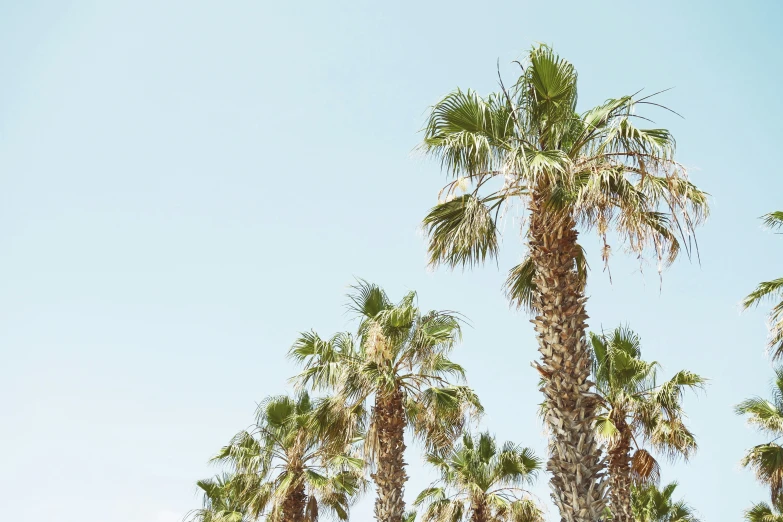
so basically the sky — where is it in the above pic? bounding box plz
[1,1,782,520]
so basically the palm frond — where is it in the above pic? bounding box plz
[762,211,783,231]
[422,194,500,269]
[744,500,783,522]
[347,279,391,319]
[742,443,783,501]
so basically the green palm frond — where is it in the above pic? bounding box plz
[744,210,783,359]
[736,396,783,435]
[422,194,500,269]
[744,277,783,360]
[507,498,545,522]
[404,510,419,522]
[737,368,783,501]
[742,443,783,501]
[347,279,392,319]
[631,482,700,522]
[654,370,706,416]
[406,386,483,452]
[744,500,783,522]
[743,279,783,311]
[645,417,697,461]
[762,212,783,231]
[186,474,253,522]
[594,414,620,442]
[415,431,542,522]
[421,88,514,176]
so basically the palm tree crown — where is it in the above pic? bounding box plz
[414,431,543,522]
[420,44,709,296]
[736,367,783,501]
[631,482,700,522]
[212,391,364,522]
[186,474,252,522]
[419,44,708,522]
[290,281,482,522]
[590,326,704,522]
[745,498,783,522]
[743,211,783,359]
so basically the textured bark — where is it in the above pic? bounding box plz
[470,497,488,522]
[529,199,607,522]
[607,415,633,522]
[281,479,307,522]
[372,386,408,522]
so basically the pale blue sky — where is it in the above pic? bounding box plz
[1,1,782,520]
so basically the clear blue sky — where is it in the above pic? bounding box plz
[1,1,781,520]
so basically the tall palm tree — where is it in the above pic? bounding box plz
[590,326,704,522]
[186,474,251,522]
[418,44,708,521]
[631,482,700,522]
[290,281,483,522]
[212,391,364,522]
[736,367,783,501]
[413,431,543,522]
[743,211,783,359]
[745,499,783,522]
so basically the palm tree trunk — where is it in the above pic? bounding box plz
[607,417,633,522]
[528,202,607,522]
[470,497,488,522]
[372,385,408,522]
[281,479,307,522]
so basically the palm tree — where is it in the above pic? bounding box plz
[413,431,543,522]
[212,391,364,522]
[186,474,251,522]
[590,326,704,522]
[736,367,783,501]
[631,482,700,522]
[418,44,709,521]
[290,281,483,522]
[743,211,783,359]
[745,499,783,522]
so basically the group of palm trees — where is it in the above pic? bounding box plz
[180,44,775,521]
[188,284,700,522]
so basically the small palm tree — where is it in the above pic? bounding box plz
[419,44,709,522]
[631,482,700,522]
[745,499,783,522]
[413,431,543,522]
[590,326,704,522]
[212,392,364,522]
[290,281,483,522]
[736,367,783,501]
[743,211,783,359]
[186,474,251,522]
